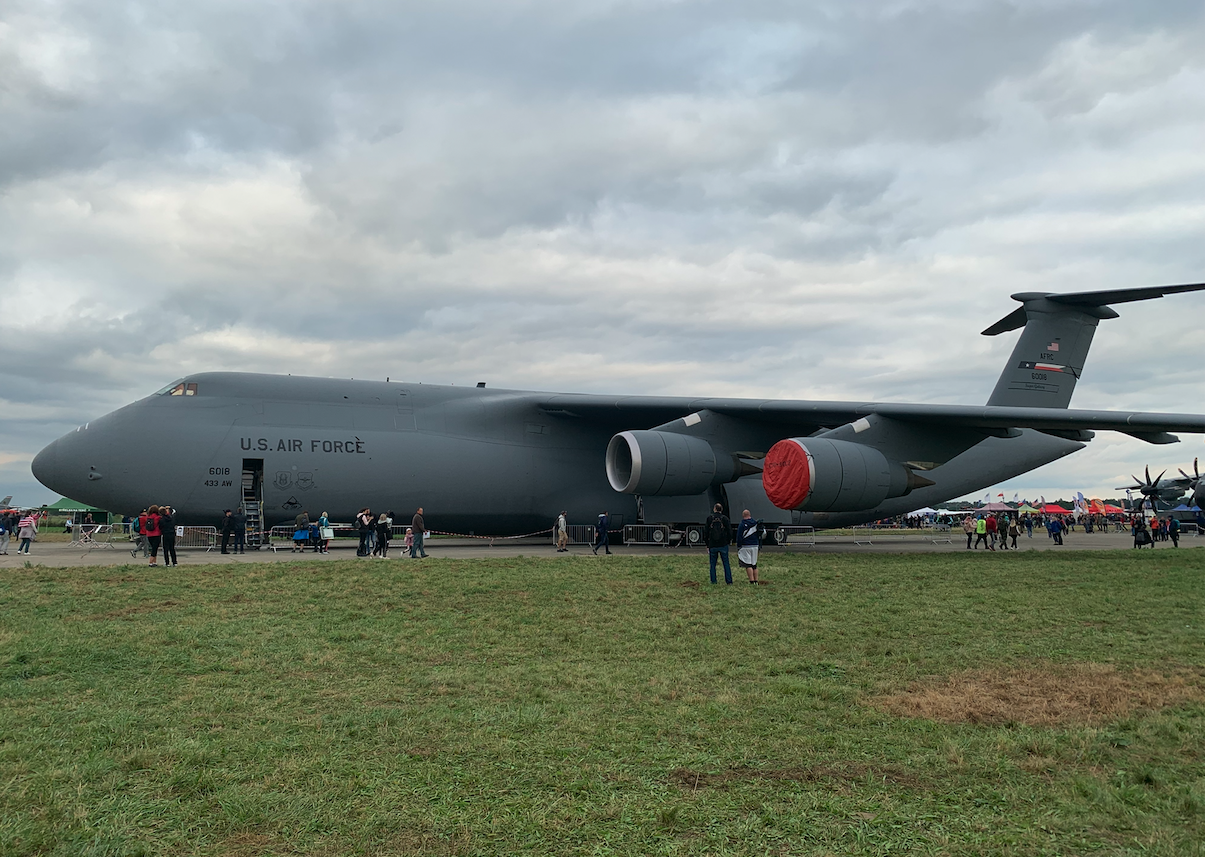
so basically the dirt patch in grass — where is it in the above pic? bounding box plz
[871,663,1205,727]
[670,762,924,791]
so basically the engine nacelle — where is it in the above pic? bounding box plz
[762,437,915,512]
[606,430,729,496]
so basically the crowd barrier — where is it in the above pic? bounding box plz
[623,524,674,545]
[174,526,218,551]
[773,526,816,546]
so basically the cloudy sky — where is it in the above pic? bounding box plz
[3,0,1204,508]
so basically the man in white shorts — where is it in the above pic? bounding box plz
[736,509,762,584]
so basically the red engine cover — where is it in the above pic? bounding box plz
[762,439,814,510]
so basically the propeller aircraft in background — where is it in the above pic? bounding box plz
[1120,459,1205,512]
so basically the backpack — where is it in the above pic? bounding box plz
[708,515,728,546]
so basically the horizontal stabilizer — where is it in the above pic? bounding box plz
[982,282,1205,336]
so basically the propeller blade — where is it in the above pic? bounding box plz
[1145,465,1151,484]
[1153,470,1166,487]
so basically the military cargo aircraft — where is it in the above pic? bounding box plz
[31,283,1205,541]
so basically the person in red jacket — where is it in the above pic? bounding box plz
[143,504,163,566]
[985,514,998,551]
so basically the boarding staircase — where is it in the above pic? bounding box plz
[241,467,263,549]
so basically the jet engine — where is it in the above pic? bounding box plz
[762,437,927,512]
[606,430,737,496]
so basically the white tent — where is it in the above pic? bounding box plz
[908,507,939,516]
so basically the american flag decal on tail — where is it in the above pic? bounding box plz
[1018,361,1080,378]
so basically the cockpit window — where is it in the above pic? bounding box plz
[157,380,198,396]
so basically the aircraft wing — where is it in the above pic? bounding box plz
[539,395,1205,443]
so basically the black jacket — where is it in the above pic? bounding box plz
[704,513,731,548]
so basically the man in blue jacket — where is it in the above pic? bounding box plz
[593,512,611,555]
[736,510,762,584]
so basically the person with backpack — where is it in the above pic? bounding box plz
[1169,516,1181,548]
[130,509,149,557]
[143,505,162,565]
[293,510,310,553]
[736,509,762,584]
[1133,518,1153,549]
[704,503,732,584]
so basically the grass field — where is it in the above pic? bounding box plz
[2,550,1204,856]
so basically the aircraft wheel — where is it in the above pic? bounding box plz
[776,527,789,545]
[685,526,703,547]
[651,526,669,544]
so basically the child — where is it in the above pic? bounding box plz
[403,527,414,556]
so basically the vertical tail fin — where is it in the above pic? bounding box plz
[983,283,1205,409]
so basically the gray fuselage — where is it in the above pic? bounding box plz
[32,372,1083,532]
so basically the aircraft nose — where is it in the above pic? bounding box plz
[31,439,60,491]
[32,431,103,501]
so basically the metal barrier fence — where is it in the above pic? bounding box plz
[565,524,602,545]
[174,526,218,550]
[623,524,675,546]
[773,526,816,546]
[79,522,217,550]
